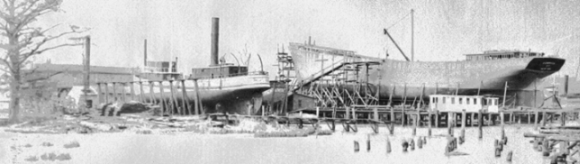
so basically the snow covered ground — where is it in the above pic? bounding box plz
[0,123,565,164]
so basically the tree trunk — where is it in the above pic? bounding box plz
[8,29,21,123]
[9,73,21,123]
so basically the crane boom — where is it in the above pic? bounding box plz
[383,29,410,62]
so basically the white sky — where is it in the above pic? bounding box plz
[30,0,580,79]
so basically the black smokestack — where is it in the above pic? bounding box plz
[211,17,219,66]
[144,39,147,67]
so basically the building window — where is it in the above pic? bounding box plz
[443,97,446,104]
[466,98,470,105]
[474,99,478,105]
[451,98,454,104]
[458,98,462,104]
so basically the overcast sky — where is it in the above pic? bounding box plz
[32,0,580,79]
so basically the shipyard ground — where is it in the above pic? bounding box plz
[1,114,577,164]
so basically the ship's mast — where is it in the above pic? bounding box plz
[411,9,414,62]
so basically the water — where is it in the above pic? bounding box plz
[5,125,556,164]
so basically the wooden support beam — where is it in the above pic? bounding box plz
[180,80,190,115]
[129,82,135,101]
[121,82,127,103]
[169,80,178,115]
[138,81,145,103]
[193,79,203,115]
[149,81,156,105]
[97,83,103,105]
[158,81,167,115]
[112,82,117,102]
[104,83,109,103]
[435,110,439,128]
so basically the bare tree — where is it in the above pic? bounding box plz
[0,0,85,122]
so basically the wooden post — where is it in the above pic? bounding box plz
[509,111,513,124]
[352,107,356,120]
[435,110,439,128]
[112,82,117,102]
[428,110,432,136]
[448,112,453,136]
[560,112,565,126]
[168,80,178,115]
[542,111,547,127]
[121,82,127,103]
[345,107,350,119]
[373,108,378,121]
[193,79,203,115]
[97,83,103,105]
[413,110,418,136]
[104,83,109,103]
[139,81,145,103]
[478,109,483,139]
[461,109,466,129]
[461,109,466,143]
[403,83,407,126]
[180,80,190,115]
[149,81,156,105]
[528,111,531,125]
[386,138,391,153]
[129,82,135,101]
[390,106,395,123]
[471,112,475,127]
[316,107,320,118]
[158,81,166,115]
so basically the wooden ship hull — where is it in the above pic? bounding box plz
[288,43,566,107]
[134,73,270,115]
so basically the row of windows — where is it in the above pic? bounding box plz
[432,97,498,106]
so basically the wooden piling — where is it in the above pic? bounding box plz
[366,134,371,151]
[149,81,156,105]
[386,138,391,153]
[390,106,395,124]
[138,81,145,103]
[402,83,407,126]
[169,80,178,115]
[104,83,109,103]
[373,108,378,121]
[435,110,439,128]
[158,81,167,115]
[354,141,360,152]
[507,151,513,162]
[316,107,320,118]
[527,111,531,125]
[193,79,202,115]
[112,82,117,102]
[345,107,351,119]
[428,111,432,136]
[97,83,103,105]
[448,112,453,136]
[500,110,505,127]
[542,111,547,127]
[180,80,190,115]
[129,82,135,101]
[470,112,475,127]
[542,139,550,156]
[121,82,127,103]
[413,111,418,136]
[478,109,483,139]
[560,112,566,126]
[461,109,466,129]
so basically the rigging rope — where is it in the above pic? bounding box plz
[385,12,412,30]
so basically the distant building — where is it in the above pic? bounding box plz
[21,63,138,110]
